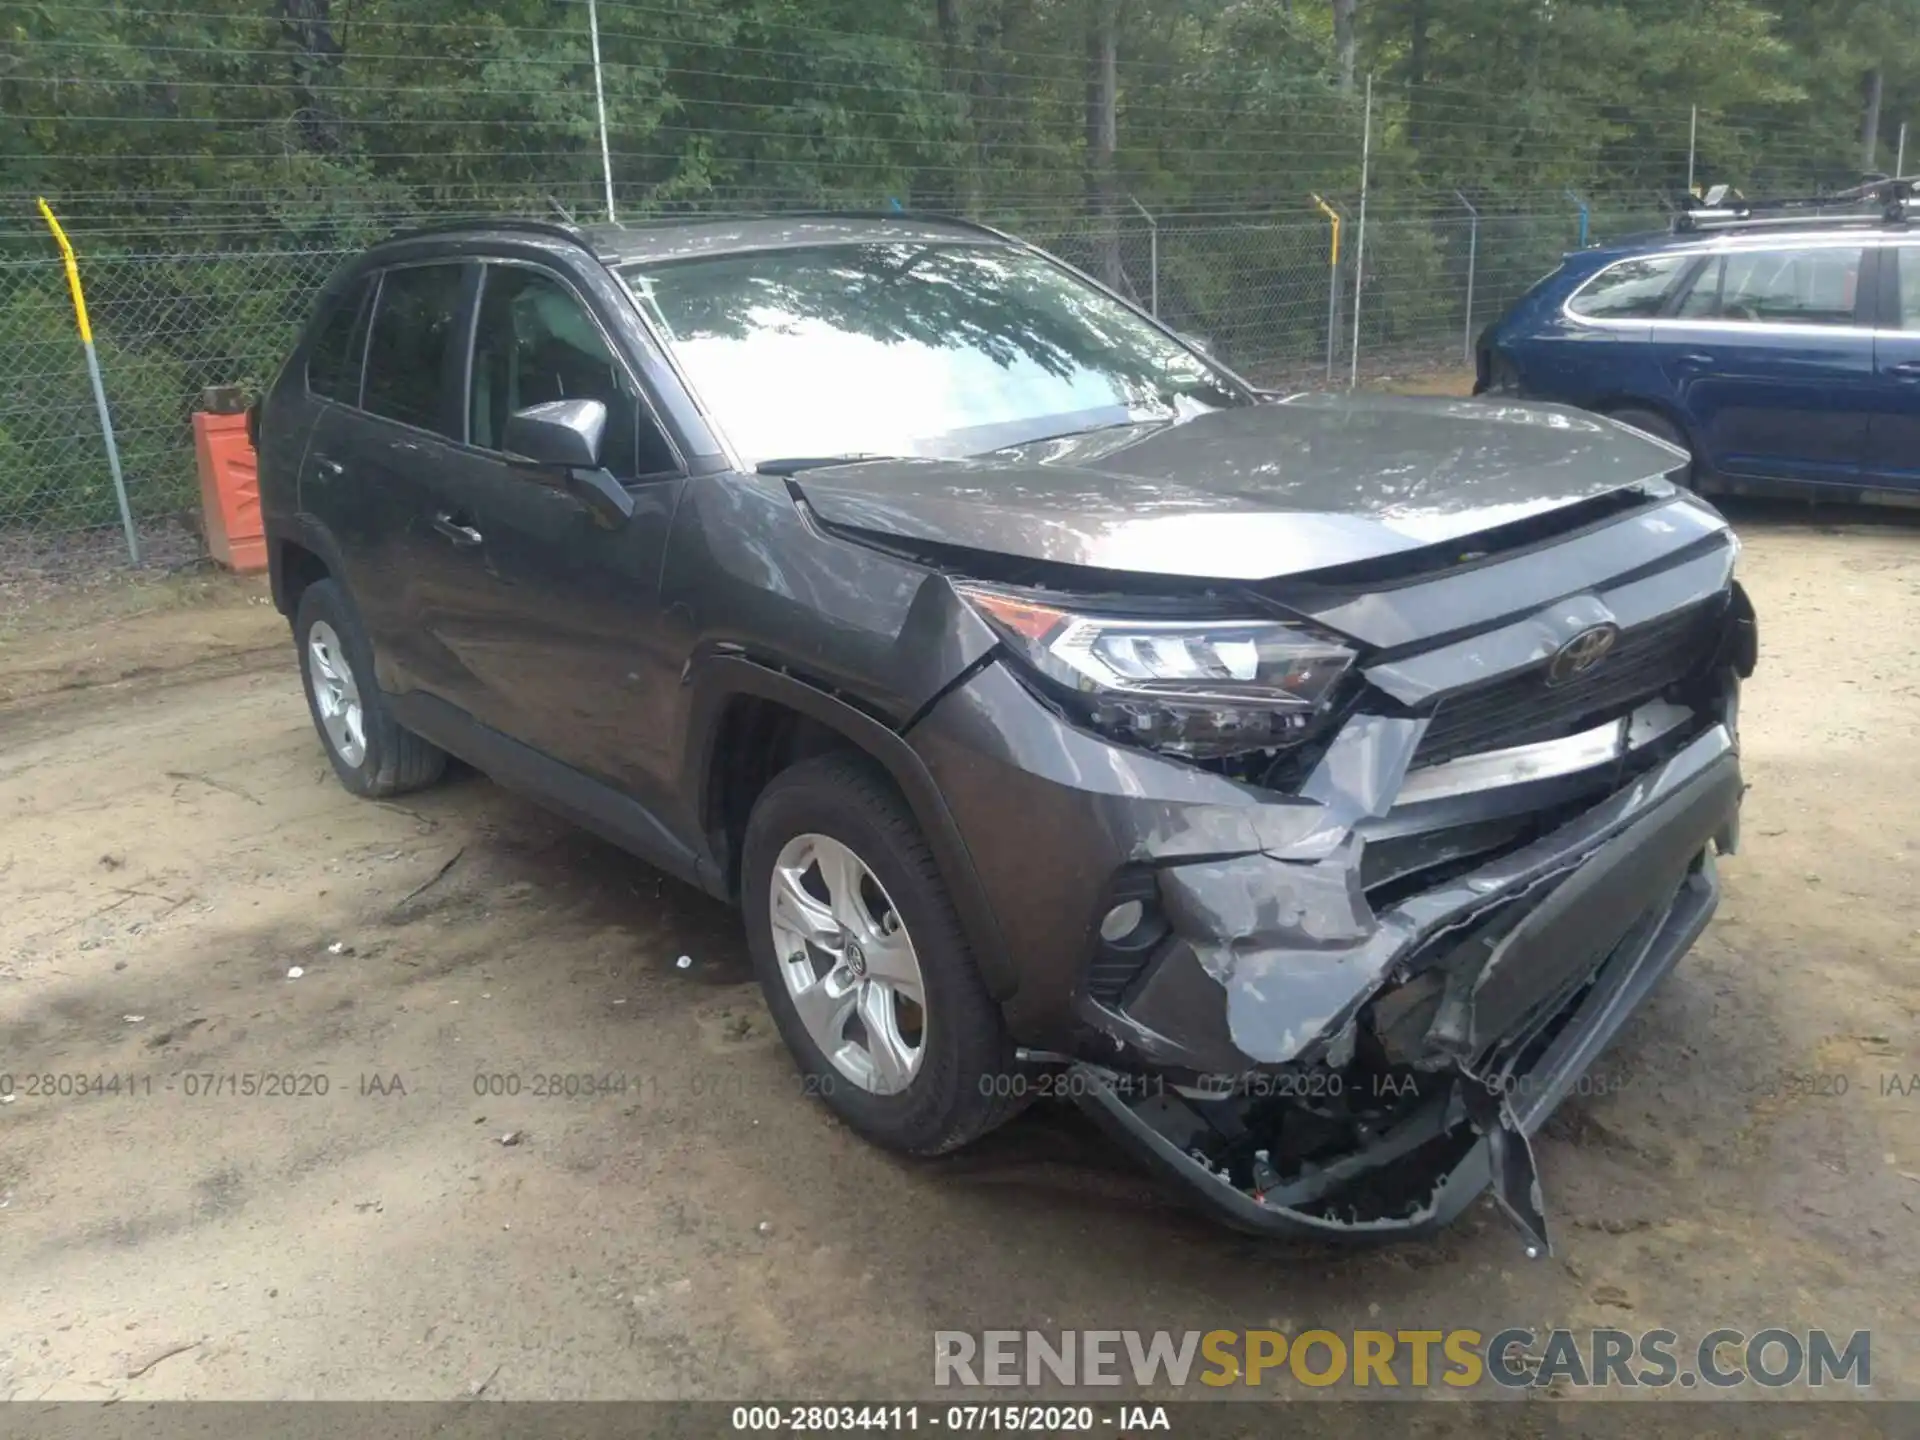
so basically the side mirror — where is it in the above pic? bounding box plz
[1180,332,1215,358]
[503,398,633,529]
[564,467,637,529]
[504,398,607,471]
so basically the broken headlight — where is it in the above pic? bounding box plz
[957,583,1355,757]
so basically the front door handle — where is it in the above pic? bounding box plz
[1676,351,1717,369]
[1888,360,1920,378]
[312,454,344,477]
[432,511,483,548]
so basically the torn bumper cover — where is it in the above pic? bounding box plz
[1070,724,1740,1252]
[905,550,1754,1252]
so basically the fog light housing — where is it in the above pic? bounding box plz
[1099,900,1146,943]
[1086,871,1170,1007]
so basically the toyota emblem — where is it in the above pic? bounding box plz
[1545,623,1620,686]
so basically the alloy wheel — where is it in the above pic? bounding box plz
[307,620,367,767]
[767,832,927,1095]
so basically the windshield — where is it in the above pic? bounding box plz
[622,242,1246,466]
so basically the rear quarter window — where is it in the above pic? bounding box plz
[305,277,374,404]
[1565,254,1691,320]
[1674,245,1865,327]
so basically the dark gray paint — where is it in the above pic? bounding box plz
[1285,492,1727,649]
[794,394,1690,582]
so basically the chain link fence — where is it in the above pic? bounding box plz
[0,194,1660,562]
[0,245,347,541]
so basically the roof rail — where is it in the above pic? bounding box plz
[597,206,1023,242]
[378,207,1024,254]
[380,216,589,247]
[1672,176,1914,233]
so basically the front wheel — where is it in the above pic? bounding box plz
[741,753,1020,1155]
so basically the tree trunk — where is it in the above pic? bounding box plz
[1084,0,1122,288]
[1863,66,1885,173]
[1332,0,1358,97]
[278,0,344,154]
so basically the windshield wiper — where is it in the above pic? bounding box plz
[1011,410,1178,450]
[754,454,899,476]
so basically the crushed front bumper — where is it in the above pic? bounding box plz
[911,657,1743,1252]
[1070,727,1737,1250]
[1076,725,1739,1252]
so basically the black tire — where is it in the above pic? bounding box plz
[742,752,1020,1155]
[1606,406,1694,486]
[294,578,446,798]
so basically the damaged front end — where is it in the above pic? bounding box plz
[907,489,1756,1254]
[1071,718,1741,1255]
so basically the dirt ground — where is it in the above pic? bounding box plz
[1,508,1918,1406]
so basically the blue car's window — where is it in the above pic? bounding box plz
[1676,246,1864,328]
[1566,255,1690,320]
[1895,248,1920,330]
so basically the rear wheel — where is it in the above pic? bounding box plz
[295,579,446,798]
[742,753,1020,1155]
[1606,406,1694,487]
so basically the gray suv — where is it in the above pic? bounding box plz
[254,213,1756,1254]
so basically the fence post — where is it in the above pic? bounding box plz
[1310,193,1342,384]
[1349,72,1372,390]
[1899,122,1909,178]
[37,199,140,565]
[1687,105,1698,195]
[587,0,616,222]
[1454,190,1478,366]
[1565,187,1590,247]
[1128,195,1158,316]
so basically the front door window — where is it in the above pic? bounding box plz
[468,267,677,478]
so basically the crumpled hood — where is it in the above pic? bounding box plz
[792,393,1685,581]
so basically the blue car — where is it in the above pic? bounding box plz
[1476,218,1920,504]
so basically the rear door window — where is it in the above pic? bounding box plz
[305,277,374,404]
[1566,254,1691,319]
[1674,246,1865,327]
[362,263,467,435]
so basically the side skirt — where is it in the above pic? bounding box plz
[388,689,718,896]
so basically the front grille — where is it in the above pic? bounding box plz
[1411,598,1723,768]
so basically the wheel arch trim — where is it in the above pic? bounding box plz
[266,513,352,618]
[683,654,1018,1001]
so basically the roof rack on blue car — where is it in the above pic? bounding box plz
[1671,176,1915,232]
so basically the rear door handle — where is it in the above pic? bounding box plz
[1676,351,1717,369]
[432,511,483,548]
[312,454,344,477]
[1888,360,1920,378]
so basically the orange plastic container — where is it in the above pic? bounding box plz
[192,410,266,572]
